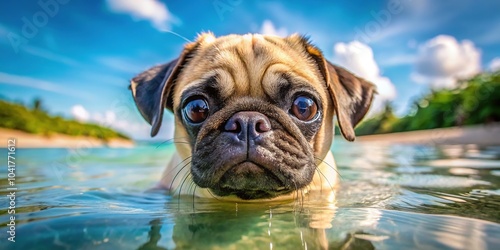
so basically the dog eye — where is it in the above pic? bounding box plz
[291,96,317,121]
[183,98,209,123]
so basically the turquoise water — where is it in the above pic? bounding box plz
[1,139,499,249]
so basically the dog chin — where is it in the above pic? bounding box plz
[211,188,291,200]
[208,161,293,200]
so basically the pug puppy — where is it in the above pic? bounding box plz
[130,33,375,201]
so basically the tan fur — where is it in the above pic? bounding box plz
[162,34,331,201]
[130,33,375,202]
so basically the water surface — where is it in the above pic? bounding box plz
[1,139,499,249]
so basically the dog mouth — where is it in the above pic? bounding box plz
[210,161,292,200]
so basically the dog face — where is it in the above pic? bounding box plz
[130,33,375,200]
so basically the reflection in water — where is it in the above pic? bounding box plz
[0,142,499,249]
[171,205,329,249]
[138,219,166,250]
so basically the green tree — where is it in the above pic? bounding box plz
[32,98,43,112]
[0,99,130,140]
[355,71,500,135]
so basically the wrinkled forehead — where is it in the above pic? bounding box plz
[174,34,326,104]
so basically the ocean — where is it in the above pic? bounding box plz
[1,138,499,249]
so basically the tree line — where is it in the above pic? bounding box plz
[0,99,130,140]
[355,71,500,136]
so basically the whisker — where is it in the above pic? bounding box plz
[155,137,190,149]
[314,156,343,180]
[187,182,198,206]
[206,189,224,202]
[187,182,197,196]
[317,165,324,193]
[178,171,192,197]
[160,156,192,185]
[177,171,192,210]
[315,168,335,193]
[292,184,297,203]
[168,161,191,192]
[308,167,322,193]
[192,185,197,212]
[300,189,305,211]
[313,168,324,194]
[292,180,301,211]
[158,29,193,43]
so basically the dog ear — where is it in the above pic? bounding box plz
[129,42,199,137]
[303,41,376,141]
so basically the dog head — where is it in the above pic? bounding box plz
[130,33,375,200]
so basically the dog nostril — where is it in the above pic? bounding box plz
[224,112,271,139]
[224,119,242,133]
[255,119,271,133]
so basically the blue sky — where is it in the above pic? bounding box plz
[1,0,499,140]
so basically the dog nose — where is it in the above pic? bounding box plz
[224,111,271,140]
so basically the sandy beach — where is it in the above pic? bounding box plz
[356,123,500,146]
[0,128,135,148]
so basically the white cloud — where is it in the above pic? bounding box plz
[333,41,397,114]
[106,0,176,30]
[363,21,415,44]
[69,106,175,140]
[80,72,129,88]
[111,120,174,141]
[412,35,481,89]
[259,20,288,37]
[0,72,62,93]
[476,21,500,45]
[0,72,90,99]
[71,105,90,122]
[70,106,129,135]
[97,56,147,74]
[93,110,117,125]
[23,45,80,66]
[489,57,500,72]
[0,24,80,66]
[378,53,415,67]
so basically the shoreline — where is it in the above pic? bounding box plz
[356,123,500,146]
[2,123,499,148]
[0,128,134,148]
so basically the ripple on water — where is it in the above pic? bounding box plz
[375,174,491,188]
[0,143,498,249]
